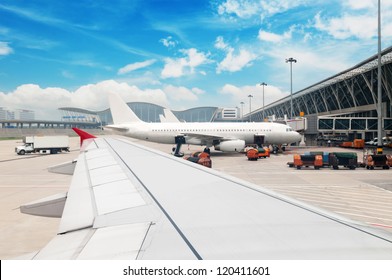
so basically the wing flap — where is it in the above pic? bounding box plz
[89,165,127,186]
[58,154,94,233]
[59,138,149,234]
[33,223,151,260]
[34,228,94,259]
[77,223,151,260]
[93,180,146,215]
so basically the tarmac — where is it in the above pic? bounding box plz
[1,135,392,259]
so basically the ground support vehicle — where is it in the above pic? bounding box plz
[246,147,270,160]
[291,154,323,169]
[184,151,212,168]
[246,148,259,161]
[328,152,357,170]
[304,151,330,166]
[364,154,391,170]
[340,139,365,149]
[15,135,70,155]
[257,147,270,158]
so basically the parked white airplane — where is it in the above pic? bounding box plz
[105,92,301,155]
[18,128,392,259]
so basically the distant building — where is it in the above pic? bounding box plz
[59,104,235,124]
[0,107,6,120]
[15,109,35,120]
[0,107,34,120]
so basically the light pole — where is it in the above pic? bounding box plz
[248,94,253,121]
[240,101,244,118]
[377,0,382,154]
[259,82,267,121]
[286,57,297,119]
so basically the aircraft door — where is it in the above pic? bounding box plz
[254,135,265,146]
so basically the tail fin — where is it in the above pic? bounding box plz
[108,92,143,124]
[72,128,96,146]
[163,108,180,122]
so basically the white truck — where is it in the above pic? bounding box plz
[15,135,70,155]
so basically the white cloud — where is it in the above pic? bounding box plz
[0,42,13,55]
[159,36,178,48]
[118,59,156,75]
[0,84,72,120]
[217,48,256,73]
[314,12,377,40]
[184,48,209,68]
[259,0,308,17]
[214,36,229,50]
[219,83,287,114]
[215,36,257,73]
[161,57,186,78]
[0,80,169,120]
[258,30,291,43]
[262,43,356,93]
[217,0,260,19]
[216,0,310,21]
[161,48,210,78]
[191,87,205,95]
[343,0,375,10]
[163,85,199,102]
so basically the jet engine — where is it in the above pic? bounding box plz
[214,140,245,152]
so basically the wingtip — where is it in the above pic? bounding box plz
[72,128,96,146]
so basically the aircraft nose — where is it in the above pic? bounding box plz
[293,131,301,143]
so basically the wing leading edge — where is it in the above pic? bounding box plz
[26,136,392,259]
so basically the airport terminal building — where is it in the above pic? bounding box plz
[58,105,242,126]
[247,46,392,143]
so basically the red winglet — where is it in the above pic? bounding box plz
[72,128,97,146]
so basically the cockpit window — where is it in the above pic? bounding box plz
[286,127,293,132]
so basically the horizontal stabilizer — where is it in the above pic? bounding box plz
[104,124,129,133]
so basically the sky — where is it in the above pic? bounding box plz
[1,0,392,120]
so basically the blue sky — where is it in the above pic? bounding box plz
[1,0,392,120]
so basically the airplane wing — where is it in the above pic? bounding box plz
[22,134,392,259]
[183,132,225,145]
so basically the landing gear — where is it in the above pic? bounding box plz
[173,136,186,157]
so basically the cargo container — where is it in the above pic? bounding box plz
[292,154,323,169]
[328,152,357,170]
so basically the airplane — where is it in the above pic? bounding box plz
[17,128,392,259]
[159,108,181,123]
[105,92,301,156]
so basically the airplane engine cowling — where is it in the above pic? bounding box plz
[214,140,245,152]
